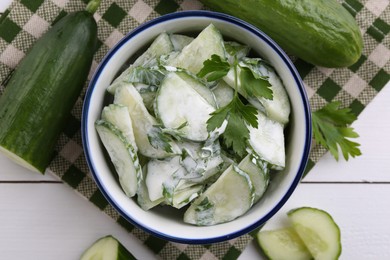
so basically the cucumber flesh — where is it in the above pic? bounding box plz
[257,227,312,260]
[238,154,269,203]
[211,80,234,108]
[101,104,138,152]
[137,166,164,210]
[114,83,180,158]
[168,24,225,74]
[169,34,194,51]
[288,207,342,260]
[80,235,136,260]
[155,72,215,141]
[184,165,254,225]
[95,120,140,197]
[248,111,285,169]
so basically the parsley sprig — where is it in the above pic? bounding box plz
[197,54,272,156]
[312,101,361,161]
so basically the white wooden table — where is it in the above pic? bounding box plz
[1,2,390,259]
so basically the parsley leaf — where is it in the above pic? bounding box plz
[312,101,361,161]
[239,66,273,100]
[207,97,258,156]
[197,54,230,82]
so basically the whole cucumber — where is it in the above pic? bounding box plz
[200,0,363,68]
[0,3,99,173]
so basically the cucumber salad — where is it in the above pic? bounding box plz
[95,24,291,226]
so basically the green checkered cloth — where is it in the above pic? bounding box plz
[1,0,389,258]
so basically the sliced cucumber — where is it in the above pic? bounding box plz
[168,24,225,74]
[95,120,140,197]
[223,60,290,125]
[224,41,250,63]
[171,184,203,209]
[238,154,269,203]
[80,235,136,260]
[136,166,164,210]
[155,72,215,141]
[211,80,234,108]
[169,34,194,51]
[180,140,224,183]
[184,165,255,226]
[176,71,217,108]
[248,111,285,169]
[133,83,158,114]
[145,156,185,202]
[114,83,180,158]
[251,62,290,125]
[133,32,174,67]
[257,227,312,260]
[288,207,342,260]
[101,104,138,152]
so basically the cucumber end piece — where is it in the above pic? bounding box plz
[0,145,43,173]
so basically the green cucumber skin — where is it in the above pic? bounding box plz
[0,11,97,173]
[200,0,363,68]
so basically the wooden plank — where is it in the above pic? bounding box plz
[239,183,390,259]
[0,183,157,259]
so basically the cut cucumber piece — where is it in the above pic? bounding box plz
[224,41,250,63]
[238,154,269,203]
[176,71,217,108]
[133,32,174,67]
[288,207,342,260]
[169,34,194,51]
[114,83,180,158]
[248,111,285,169]
[155,72,215,141]
[171,184,203,209]
[136,166,164,210]
[211,80,234,108]
[184,165,255,226]
[257,227,312,260]
[101,104,138,152]
[145,156,186,202]
[168,24,225,74]
[95,120,141,198]
[223,60,290,125]
[80,235,136,260]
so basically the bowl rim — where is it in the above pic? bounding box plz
[81,10,312,244]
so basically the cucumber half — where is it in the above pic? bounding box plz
[257,227,312,260]
[288,207,342,260]
[80,235,136,260]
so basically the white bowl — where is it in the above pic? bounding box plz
[82,11,311,244]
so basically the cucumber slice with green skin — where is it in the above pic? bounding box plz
[288,207,342,260]
[114,83,180,158]
[211,80,234,108]
[137,166,164,210]
[95,120,141,197]
[238,154,269,203]
[248,111,285,170]
[145,156,186,202]
[133,32,174,67]
[223,60,290,125]
[155,72,216,142]
[171,184,204,209]
[169,34,194,51]
[168,23,226,74]
[184,165,255,226]
[101,104,138,152]
[80,235,136,260]
[257,227,312,260]
[176,71,217,108]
